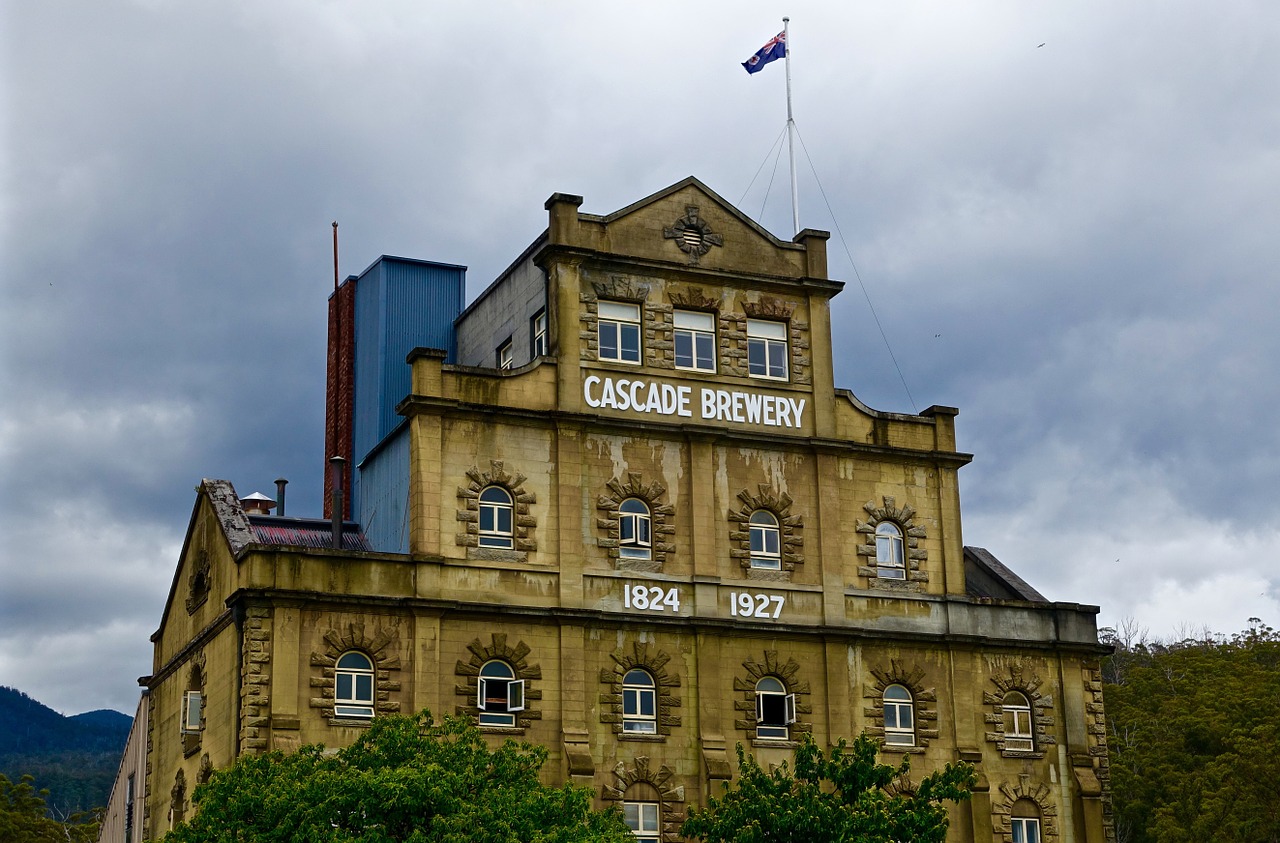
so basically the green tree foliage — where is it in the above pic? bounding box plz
[0,772,99,843]
[681,734,974,843]
[1103,618,1280,843]
[163,711,634,843]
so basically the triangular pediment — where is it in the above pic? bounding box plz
[578,176,825,281]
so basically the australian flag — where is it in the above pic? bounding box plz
[742,31,786,74]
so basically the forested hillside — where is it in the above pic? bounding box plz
[0,687,131,817]
[1103,619,1280,843]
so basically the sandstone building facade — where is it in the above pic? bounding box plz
[115,178,1113,842]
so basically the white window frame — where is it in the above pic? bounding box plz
[478,486,514,549]
[749,510,782,570]
[882,684,915,746]
[497,338,513,370]
[1011,817,1042,843]
[875,521,906,579]
[746,319,788,380]
[477,660,524,727]
[1003,691,1035,751]
[334,651,375,719]
[598,301,642,364]
[673,309,716,373]
[180,690,203,735]
[622,668,657,734]
[531,309,548,358]
[619,498,653,560]
[755,676,796,740]
[623,801,660,843]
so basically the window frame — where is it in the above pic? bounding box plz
[478,486,515,549]
[673,309,716,373]
[1003,691,1035,751]
[748,510,782,570]
[754,676,796,740]
[334,651,376,720]
[618,498,653,560]
[477,660,524,727]
[622,668,658,734]
[623,801,661,843]
[598,301,642,364]
[180,690,203,735]
[746,318,789,380]
[1011,817,1042,843]
[530,309,548,358]
[882,684,916,746]
[497,338,514,370]
[875,521,906,579]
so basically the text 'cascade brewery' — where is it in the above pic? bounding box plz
[583,374,807,429]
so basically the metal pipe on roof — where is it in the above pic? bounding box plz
[275,477,288,517]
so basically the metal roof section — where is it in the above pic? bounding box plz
[963,545,1049,602]
[247,515,373,552]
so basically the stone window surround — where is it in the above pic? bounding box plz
[856,496,929,591]
[601,757,687,843]
[596,473,676,572]
[456,460,538,558]
[983,662,1056,758]
[454,633,543,733]
[308,622,403,724]
[992,778,1059,843]
[728,485,804,579]
[732,650,812,745]
[599,641,682,740]
[863,659,940,752]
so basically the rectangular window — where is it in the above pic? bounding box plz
[125,774,135,842]
[1012,818,1041,843]
[598,301,642,364]
[884,702,915,745]
[673,310,716,372]
[181,690,203,735]
[624,802,660,843]
[531,309,548,358]
[477,677,524,726]
[746,319,788,380]
[755,691,795,739]
[498,338,513,370]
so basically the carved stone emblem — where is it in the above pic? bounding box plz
[663,206,723,264]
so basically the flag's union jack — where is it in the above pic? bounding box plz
[743,31,786,74]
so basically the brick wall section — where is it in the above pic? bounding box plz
[324,280,356,519]
[239,607,272,753]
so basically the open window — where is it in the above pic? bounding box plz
[755,676,796,740]
[180,690,203,736]
[619,499,653,559]
[335,651,375,719]
[477,660,524,727]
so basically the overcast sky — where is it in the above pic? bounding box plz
[3,1,1278,716]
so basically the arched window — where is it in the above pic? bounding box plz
[622,668,657,734]
[755,676,796,740]
[478,486,514,549]
[619,499,652,560]
[875,522,905,579]
[1011,799,1042,843]
[883,684,915,746]
[335,651,375,719]
[1003,691,1034,751]
[623,783,661,843]
[749,511,781,570]
[477,660,524,727]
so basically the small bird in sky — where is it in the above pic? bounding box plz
[1038,42,1046,48]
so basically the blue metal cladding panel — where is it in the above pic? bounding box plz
[357,426,410,554]
[352,260,386,511]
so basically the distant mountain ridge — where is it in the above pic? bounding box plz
[0,686,132,814]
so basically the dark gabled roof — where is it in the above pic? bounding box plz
[964,546,1048,602]
[247,515,373,551]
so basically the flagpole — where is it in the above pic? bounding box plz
[783,17,799,237]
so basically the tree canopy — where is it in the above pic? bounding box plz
[163,711,634,843]
[0,773,100,843]
[681,734,974,843]
[1103,618,1280,843]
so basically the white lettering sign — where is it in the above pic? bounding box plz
[585,375,806,430]
[623,583,682,613]
[729,591,786,619]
